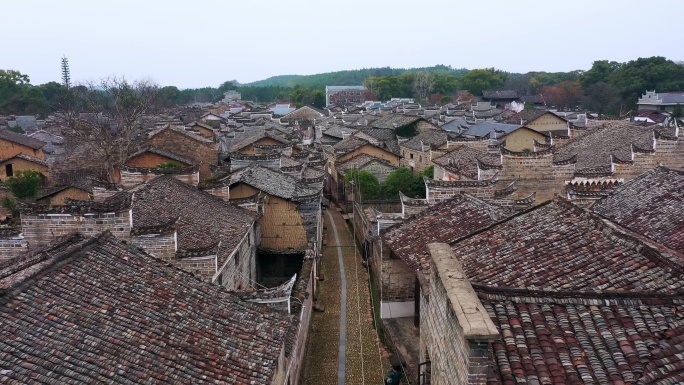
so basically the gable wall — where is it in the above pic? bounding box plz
[259,195,308,252]
[527,114,567,132]
[21,211,132,250]
[0,140,44,161]
[502,130,547,152]
[39,188,91,206]
[0,158,48,182]
[149,130,217,179]
[337,144,400,166]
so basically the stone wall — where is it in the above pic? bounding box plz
[131,232,176,263]
[370,238,416,304]
[21,211,132,250]
[214,226,259,290]
[400,147,432,174]
[419,244,498,385]
[0,239,28,262]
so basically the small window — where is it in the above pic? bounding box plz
[410,153,414,159]
[5,164,13,177]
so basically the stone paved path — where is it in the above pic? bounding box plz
[301,208,390,384]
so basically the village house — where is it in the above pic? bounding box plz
[146,125,218,180]
[117,145,200,187]
[399,129,453,174]
[325,85,368,106]
[637,90,684,112]
[28,129,65,165]
[0,129,47,181]
[415,198,684,384]
[0,231,306,385]
[16,176,259,289]
[185,120,218,139]
[504,109,569,135]
[323,135,401,204]
[592,165,684,249]
[197,164,323,287]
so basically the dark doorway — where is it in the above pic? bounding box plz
[5,164,13,177]
[257,252,304,287]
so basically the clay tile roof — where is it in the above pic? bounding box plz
[131,176,256,262]
[593,166,684,250]
[229,164,321,202]
[0,129,46,150]
[553,122,655,171]
[454,198,684,293]
[480,290,684,385]
[382,194,512,271]
[0,232,289,384]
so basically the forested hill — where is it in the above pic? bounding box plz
[243,65,469,89]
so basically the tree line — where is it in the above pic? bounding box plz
[2,57,683,119]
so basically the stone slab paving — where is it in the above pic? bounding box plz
[301,208,391,384]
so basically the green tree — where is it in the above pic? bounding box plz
[580,60,621,90]
[461,69,504,96]
[672,104,683,120]
[4,170,44,199]
[382,167,424,199]
[344,169,380,200]
[607,57,684,109]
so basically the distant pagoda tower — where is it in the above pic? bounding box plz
[61,55,71,89]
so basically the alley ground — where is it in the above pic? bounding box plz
[301,207,391,384]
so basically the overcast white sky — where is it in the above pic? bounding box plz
[3,0,683,89]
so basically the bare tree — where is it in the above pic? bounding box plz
[60,77,160,183]
[413,72,435,103]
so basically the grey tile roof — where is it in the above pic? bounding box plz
[593,166,684,251]
[355,127,400,154]
[461,122,522,138]
[0,129,46,150]
[553,122,655,171]
[322,124,357,139]
[332,136,370,154]
[400,129,452,151]
[335,154,397,176]
[228,130,291,153]
[0,232,289,385]
[432,145,493,179]
[370,114,423,129]
[230,164,321,202]
[131,176,256,261]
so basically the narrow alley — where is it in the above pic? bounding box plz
[301,207,390,384]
